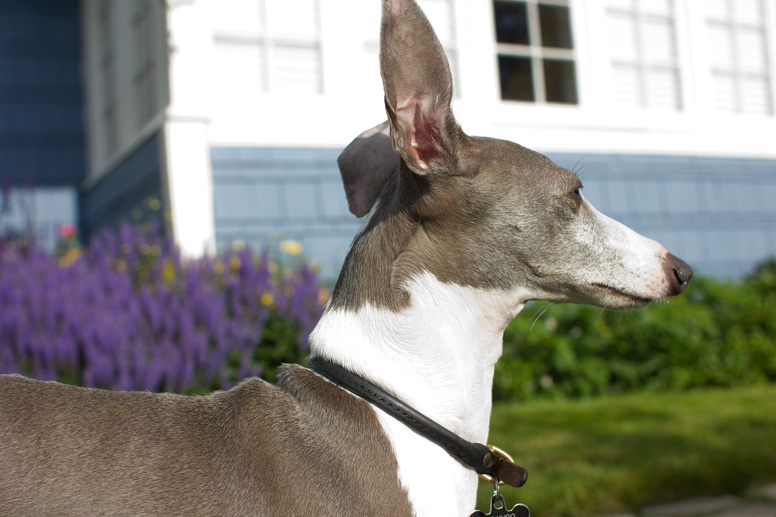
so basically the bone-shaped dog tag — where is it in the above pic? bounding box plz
[470,495,530,517]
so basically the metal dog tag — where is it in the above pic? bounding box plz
[470,495,530,517]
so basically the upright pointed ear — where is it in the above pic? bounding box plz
[380,0,460,174]
[337,121,399,217]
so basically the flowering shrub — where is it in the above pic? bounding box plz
[0,224,324,392]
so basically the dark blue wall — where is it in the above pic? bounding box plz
[0,0,86,187]
[80,130,165,242]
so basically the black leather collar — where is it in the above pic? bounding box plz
[309,356,528,488]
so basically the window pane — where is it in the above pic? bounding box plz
[737,27,767,72]
[639,0,673,17]
[494,1,530,45]
[643,18,676,62]
[538,4,573,49]
[735,0,764,25]
[498,55,534,101]
[543,59,578,104]
[705,0,728,21]
[609,12,638,60]
[708,24,734,68]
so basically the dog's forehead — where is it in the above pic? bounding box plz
[466,136,577,190]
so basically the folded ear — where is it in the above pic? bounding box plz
[380,0,460,174]
[337,121,399,217]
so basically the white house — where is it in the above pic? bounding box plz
[73,0,776,279]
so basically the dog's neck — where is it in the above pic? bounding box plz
[312,272,526,437]
[311,185,528,514]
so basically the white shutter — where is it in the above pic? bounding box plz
[612,64,642,107]
[646,67,681,110]
[711,72,738,112]
[270,44,321,94]
[741,76,772,114]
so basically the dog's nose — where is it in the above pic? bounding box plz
[669,255,693,293]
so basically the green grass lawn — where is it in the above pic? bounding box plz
[477,385,776,516]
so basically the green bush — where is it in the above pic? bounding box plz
[495,259,776,401]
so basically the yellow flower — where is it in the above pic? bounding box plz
[261,293,274,307]
[279,240,303,256]
[318,288,330,306]
[163,259,176,284]
[229,255,241,271]
[58,248,81,268]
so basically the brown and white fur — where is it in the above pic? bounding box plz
[0,0,692,515]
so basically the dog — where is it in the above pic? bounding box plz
[0,0,692,515]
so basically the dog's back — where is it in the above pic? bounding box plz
[0,366,411,516]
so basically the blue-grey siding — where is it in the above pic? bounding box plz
[211,147,360,280]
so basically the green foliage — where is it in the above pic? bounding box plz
[495,259,776,401]
[255,312,309,384]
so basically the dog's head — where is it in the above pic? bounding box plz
[336,0,691,311]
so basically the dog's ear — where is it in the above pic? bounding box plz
[337,121,399,217]
[380,0,460,175]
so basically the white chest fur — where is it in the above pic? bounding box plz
[310,272,528,516]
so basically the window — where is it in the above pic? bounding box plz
[493,0,578,104]
[213,0,323,97]
[606,0,682,110]
[705,0,773,115]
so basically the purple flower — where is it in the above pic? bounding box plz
[0,224,324,392]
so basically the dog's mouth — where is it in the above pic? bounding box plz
[590,282,655,308]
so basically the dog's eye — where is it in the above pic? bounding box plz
[571,185,582,200]
[567,185,583,211]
